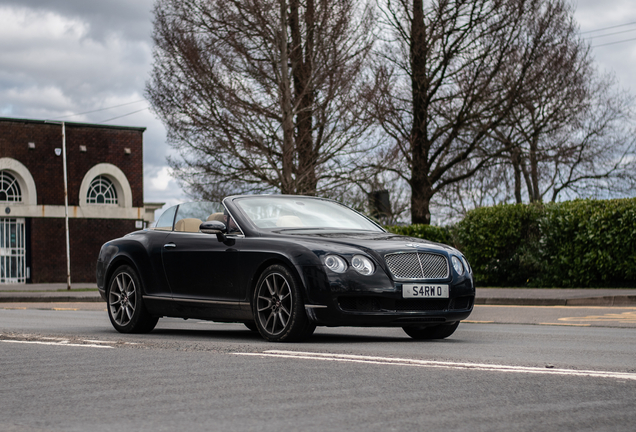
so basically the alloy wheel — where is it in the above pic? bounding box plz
[109,271,137,327]
[256,272,292,336]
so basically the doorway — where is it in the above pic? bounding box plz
[0,218,26,283]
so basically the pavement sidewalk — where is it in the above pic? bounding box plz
[0,283,635,306]
[475,288,636,306]
[0,283,103,303]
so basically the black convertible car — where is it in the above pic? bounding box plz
[97,195,474,341]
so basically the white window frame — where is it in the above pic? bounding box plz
[79,163,133,208]
[86,175,119,205]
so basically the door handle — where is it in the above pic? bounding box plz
[163,243,176,249]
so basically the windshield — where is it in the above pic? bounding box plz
[234,196,383,231]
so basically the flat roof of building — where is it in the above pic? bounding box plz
[0,117,146,132]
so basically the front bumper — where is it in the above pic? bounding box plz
[300,265,475,327]
[305,303,473,327]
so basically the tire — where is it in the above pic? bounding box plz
[107,265,158,334]
[252,264,315,342]
[402,321,460,340]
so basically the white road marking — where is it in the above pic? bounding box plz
[1,340,113,349]
[539,323,591,327]
[82,339,138,345]
[233,350,636,381]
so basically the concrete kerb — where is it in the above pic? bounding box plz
[0,283,103,303]
[0,295,104,303]
[474,287,636,306]
[475,296,636,306]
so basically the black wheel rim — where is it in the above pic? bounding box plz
[109,272,137,327]
[256,273,292,336]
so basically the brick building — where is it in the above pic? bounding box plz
[0,117,162,284]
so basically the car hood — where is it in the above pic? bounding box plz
[274,231,457,257]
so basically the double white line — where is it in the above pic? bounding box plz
[235,350,636,381]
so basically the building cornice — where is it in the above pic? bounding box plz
[2,204,148,221]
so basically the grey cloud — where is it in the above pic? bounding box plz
[0,0,185,204]
[0,0,155,41]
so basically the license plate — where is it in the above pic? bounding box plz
[402,284,449,298]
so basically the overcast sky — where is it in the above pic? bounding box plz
[1,0,636,214]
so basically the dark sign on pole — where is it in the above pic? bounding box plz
[369,190,391,222]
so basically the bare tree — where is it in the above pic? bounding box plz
[493,0,591,203]
[540,79,636,202]
[369,0,529,223]
[431,159,517,222]
[368,0,621,224]
[432,77,636,213]
[463,0,636,206]
[147,0,377,199]
[482,0,636,204]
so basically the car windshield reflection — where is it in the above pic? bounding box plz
[234,196,383,231]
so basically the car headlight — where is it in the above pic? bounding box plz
[461,256,472,274]
[324,255,347,273]
[352,255,375,276]
[451,256,464,275]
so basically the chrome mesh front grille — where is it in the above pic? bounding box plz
[384,252,449,280]
[384,253,422,279]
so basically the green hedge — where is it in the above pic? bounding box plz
[455,204,543,287]
[539,199,636,287]
[387,198,636,288]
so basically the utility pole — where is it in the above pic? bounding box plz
[46,120,72,290]
[61,122,71,290]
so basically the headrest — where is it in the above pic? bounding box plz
[207,213,225,222]
[174,218,203,233]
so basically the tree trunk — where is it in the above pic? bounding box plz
[409,0,431,224]
[279,0,295,194]
[520,158,533,202]
[289,0,317,195]
[529,134,541,202]
[511,147,523,203]
[410,179,433,224]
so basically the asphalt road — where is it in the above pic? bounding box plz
[4,302,636,328]
[1,308,635,432]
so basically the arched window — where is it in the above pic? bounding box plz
[87,175,118,205]
[0,171,22,203]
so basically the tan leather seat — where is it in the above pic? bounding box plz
[174,218,203,233]
[207,213,225,222]
[276,215,303,227]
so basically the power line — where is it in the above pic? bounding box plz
[580,21,636,35]
[98,107,149,123]
[53,99,147,120]
[584,27,636,40]
[592,36,636,48]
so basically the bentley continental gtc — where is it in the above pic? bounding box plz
[96,195,474,341]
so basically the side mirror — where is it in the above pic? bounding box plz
[199,220,235,246]
[200,220,227,235]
